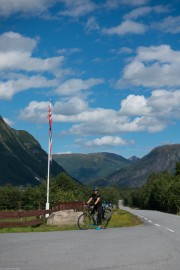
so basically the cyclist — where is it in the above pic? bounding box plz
[86,187,102,230]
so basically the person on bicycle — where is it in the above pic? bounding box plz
[86,187,102,230]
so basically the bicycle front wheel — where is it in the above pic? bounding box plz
[78,213,90,230]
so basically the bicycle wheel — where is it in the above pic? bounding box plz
[78,213,90,230]
[100,218,108,229]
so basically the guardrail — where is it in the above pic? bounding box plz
[0,201,84,228]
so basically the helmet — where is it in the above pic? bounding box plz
[93,187,98,191]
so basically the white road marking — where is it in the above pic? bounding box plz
[155,223,161,227]
[166,228,175,233]
[147,220,152,223]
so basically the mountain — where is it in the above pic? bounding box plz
[102,144,180,188]
[53,152,131,184]
[128,156,140,163]
[0,116,65,186]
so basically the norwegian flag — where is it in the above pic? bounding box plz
[48,99,52,162]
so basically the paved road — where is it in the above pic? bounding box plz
[0,207,179,270]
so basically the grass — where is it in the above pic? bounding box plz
[108,209,143,228]
[0,209,143,233]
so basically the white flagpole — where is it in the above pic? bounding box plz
[46,99,52,217]
[46,137,51,217]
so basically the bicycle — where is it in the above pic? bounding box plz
[77,204,112,230]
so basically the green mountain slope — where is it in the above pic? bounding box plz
[0,116,65,186]
[103,144,180,188]
[53,152,131,183]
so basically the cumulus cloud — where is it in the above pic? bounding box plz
[0,32,64,73]
[119,89,180,121]
[117,45,180,88]
[53,97,88,115]
[20,89,180,148]
[0,31,67,100]
[102,20,147,36]
[119,95,151,115]
[55,78,104,96]
[0,75,57,100]
[0,32,37,53]
[19,101,50,123]
[0,0,54,17]
[85,136,132,146]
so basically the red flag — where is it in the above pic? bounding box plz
[48,100,52,162]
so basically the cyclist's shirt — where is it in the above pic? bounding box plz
[91,193,102,207]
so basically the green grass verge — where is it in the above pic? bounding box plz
[0,209,143,233]
[108,209,143,228]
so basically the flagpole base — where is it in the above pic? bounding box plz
[45,202,50,218]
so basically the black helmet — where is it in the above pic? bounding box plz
[93,187,98,191]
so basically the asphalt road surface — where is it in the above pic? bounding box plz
[0,205,179,270]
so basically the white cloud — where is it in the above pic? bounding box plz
[0,32,64,73]
[154,16,180,34]
[53,97,88,115]
[20,89,180,137]
[0,31,68,100]
[120,89,180,117]
[0,32,37,52]
[124,6,152,20]
[148,89,180,117]
[0,0,53,17]
[3,117,14,126]
[85,136,132,146]
[104,0,149,9]
[119,95,151,115]
[117,45,180,88]
[55,78,104,96]
[58,0,96,17]
[19,101,50,123]
[124,5,169,20]
[103,20,147,36]
[0,75,57,100]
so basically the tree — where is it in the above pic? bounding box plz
[175,162,180,176]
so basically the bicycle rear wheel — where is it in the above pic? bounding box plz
[100,218,108,229]
[78,213,90,230]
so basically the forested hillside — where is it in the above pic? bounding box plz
[0,116,65,186]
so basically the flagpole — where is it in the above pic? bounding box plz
[46,99,52,217]
[46,137,50,216]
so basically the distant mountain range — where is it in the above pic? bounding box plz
[54,145,180,188]
[98,144,180,187]
[0,116,65,186]
[53,152,131,184]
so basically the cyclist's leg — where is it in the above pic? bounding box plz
[97,205,108,229]
[97,205,102,226]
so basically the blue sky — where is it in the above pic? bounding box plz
[0,0,180,158]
